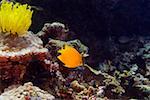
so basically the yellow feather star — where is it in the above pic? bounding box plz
[0,0,33,36]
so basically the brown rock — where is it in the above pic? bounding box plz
[0,32,48,86]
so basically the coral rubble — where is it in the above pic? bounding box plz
[0,82,55,100]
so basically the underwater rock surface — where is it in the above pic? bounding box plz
[0,32,48,89]
[0,21,149,99]
[0,82,55,100]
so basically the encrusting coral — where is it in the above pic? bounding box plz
[0,0,33,36]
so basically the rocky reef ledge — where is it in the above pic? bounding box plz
[0,32,48,84]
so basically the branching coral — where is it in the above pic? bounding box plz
[135,85,150,94]
[102,72,125,94]
[0,0,33,36]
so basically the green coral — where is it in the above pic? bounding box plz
[48,39,89,55]
[135,85,150,94]
[103,72,125,94]
[137,43,150,59]
[114,64,138,79]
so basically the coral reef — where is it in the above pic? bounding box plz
[0,32,48,90]
[137,39,150,76]
[37,22,70,45]
[0,0,146,99]
[35,22,150,99]
[0,19,149,99]
[0,0,49,95]
[97,36,150,99]
[0,82,55,100]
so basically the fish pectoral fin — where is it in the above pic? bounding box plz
[57,55,63,61]
[57,49,63,53]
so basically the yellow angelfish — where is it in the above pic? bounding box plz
[57,45,83,68]
[57,44,102,75]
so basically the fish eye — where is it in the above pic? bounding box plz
[62,45,65,49]
[57,52,61,55]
